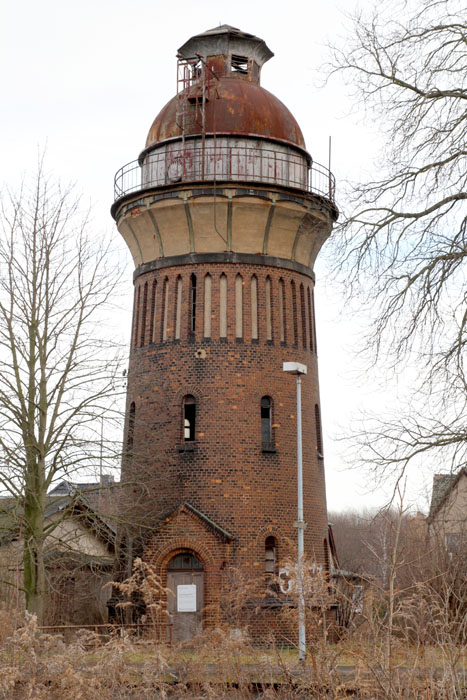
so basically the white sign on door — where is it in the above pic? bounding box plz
[177,584,197,612]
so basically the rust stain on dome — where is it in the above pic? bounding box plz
[145,78,306,151]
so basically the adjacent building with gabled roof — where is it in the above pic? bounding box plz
[427,468,467,555]
[0,477,117,625]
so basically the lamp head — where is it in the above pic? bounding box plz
[282,362,307,375]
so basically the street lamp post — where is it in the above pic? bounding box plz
[283,361,307,661]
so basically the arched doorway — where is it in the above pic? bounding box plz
[166,552,204,643]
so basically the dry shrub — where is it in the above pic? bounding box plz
[0,546,465,699]
[110,556,168,625]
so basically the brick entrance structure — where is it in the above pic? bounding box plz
[111,25,338,642]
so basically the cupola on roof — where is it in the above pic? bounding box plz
[177,24,274,67]
[143,25,306,154]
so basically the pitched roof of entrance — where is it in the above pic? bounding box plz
[160,501,234,543]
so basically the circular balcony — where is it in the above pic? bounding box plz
[114,140,336,206]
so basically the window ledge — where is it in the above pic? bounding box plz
[262,443,276,453]
[178,443,195,453]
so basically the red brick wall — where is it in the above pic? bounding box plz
[121,260,330,638]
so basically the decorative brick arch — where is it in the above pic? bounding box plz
[173,385,204,406]
[151,538,215,574]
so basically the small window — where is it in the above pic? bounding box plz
[183,395,196,442]
[231,55,248,74]
[265,536,276,574]
[261,396,274,450]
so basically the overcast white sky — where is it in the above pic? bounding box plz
[0,0,436,513]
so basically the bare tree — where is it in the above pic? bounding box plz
[325,0,467,479]
[0,163,122,622]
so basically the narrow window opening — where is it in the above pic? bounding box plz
[235,274,243,338]
[231,54,248,74]
[307,287,313,352]
[323,538,330,574]
[127,402,135,458]
[161,278,168,342]
[175,276,182,340]
[251,275,258,340]
[220,273,227,338]
[133,286,141,349]
[261,396,274,450]
[149,280,157,344]
[279,280,287,344]
[315,403,323,458]
[266,276,272,341]
[265,536,276,574]
[300,283,307,349]
[312,289,318,352]
[204,274,212,338]
[190,274,197,334]
[291,281,298,346]
[131,286,138,348]
[183,395,196,442]
[279,279,285,343]
[140,282,148,346]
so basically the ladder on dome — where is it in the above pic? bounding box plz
[175,56,212,179]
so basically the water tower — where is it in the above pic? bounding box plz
[111,25,337,643]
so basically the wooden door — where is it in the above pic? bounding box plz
[166,553,204,643]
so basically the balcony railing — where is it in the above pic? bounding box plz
[114,144,336,204]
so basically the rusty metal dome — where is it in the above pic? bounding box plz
[144,78,306,152]
[142,26,306,156]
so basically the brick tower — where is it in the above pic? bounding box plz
[111,25,338,642]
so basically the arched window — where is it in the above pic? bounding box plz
[261,396,273,449]
[183,395,196,442]
[315,403,323,458]
[168,552,204,570]
[265,536,276,574]
[189,273,197,334]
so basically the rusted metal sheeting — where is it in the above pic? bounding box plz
[145,78,306,151]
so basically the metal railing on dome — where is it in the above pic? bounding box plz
[114,145,336,204]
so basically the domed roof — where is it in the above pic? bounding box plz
[144,77,306,151]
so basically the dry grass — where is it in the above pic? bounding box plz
[0,608,465,700]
